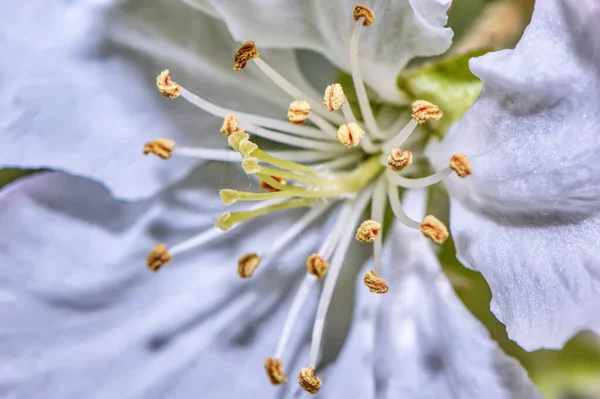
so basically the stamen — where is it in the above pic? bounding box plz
[355,219,381,243]
[233,40,259,71]
[411,100,443,124]
[220,114,243,136]
[169,228,222,256]
[387,149,413,172]
[363,270,389,294]
[287,100,311,125]
[156,70,180,99]
[238,253,261,278]
[336,123,365,148]
[298,367,321,395]
[264,358,287,385]
[349,6,384,139]
[260,176,287,192]
[228,131,250,152]
[147,244,172,272]
[242,157,261,174]
[242,124,341,151]
[173,148,242,163]
[143,138,175,160]
[220,189,242,205]
[450,153,472,177]
[306,254,329,278]
[323,84,345,112]
[420,215,449,244]
[382,119,419,153]
[353,4,375,26]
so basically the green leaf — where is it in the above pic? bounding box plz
[0,169,34,189]
[397,50,486,135]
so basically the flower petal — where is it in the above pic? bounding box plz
[322,190,542,398]
[0,170,320,398]
[439,0,600,215]
[201,0,453,102]
[0,0,311,200]
[451,199,600,351]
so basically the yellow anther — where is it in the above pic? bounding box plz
[363,270,389,294]
[260,176,286,192]
[336,123,364,148]
[147,244,172,272]
[306,254,329,279]
[411,100,443,123]
[298,366,321,395]
[216,213,231,231]
[220,114,243,136]
[234,40,259,71]
[450,153,472,178]
[287,100,311,125]
[228,131,250,151]
[242,157,261,174]
[323,83,345,112]
[239,140,259,158]
[387,149,413,172]
[355,220,381,243]
[420,215,449,244]
[143,138,175,160]
[264,358,287,385]
[353,4,375,26]
[220,189,241,205]
[156,70,181,99]
[238,253,261,278]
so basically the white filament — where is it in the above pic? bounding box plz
[383,119,418,153]
[370,176,387,275]
[274,200,355,359]
[386,168,452,189]
[309,184,374,366]
[243,124,343,152]
[386,180,421,229]
[349,20,384,139]
[252,58,345,125]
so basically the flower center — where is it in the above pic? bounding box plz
[143,3,473,394]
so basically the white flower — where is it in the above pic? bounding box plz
[0,0,563,397]
[434,0,600,350]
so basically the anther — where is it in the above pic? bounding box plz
[242,157,261,174]
[234,40,260,71]
[355,220,381,243]
[260,176,286,192]
[147,244,172,272]
[387,149,413,172]
[264,358,287,385]
[336,123,364,148]
[450,153,472,178]
[228,131,250,151]
[298,366,321,395]
[143,138,175,160]
[156,70,181,99]
[411,100,443,124]
[363,270,388,294]
[353,4,375,26]
[306,254,329,279]
[238,253,261,278]
[220,189,241,205]
[220,114,242,136]
[216,213,231,231]
[420,215,449,244]
[287,100,311,125]
[323,84,345,112]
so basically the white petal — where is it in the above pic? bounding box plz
[438,0,600,214]
[0,170,320,398]
[0,0,311,200]
[202,0,453,103]
[451,199,600,351]
[323,190,541,398]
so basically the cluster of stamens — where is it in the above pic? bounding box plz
[142,3,473,394]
